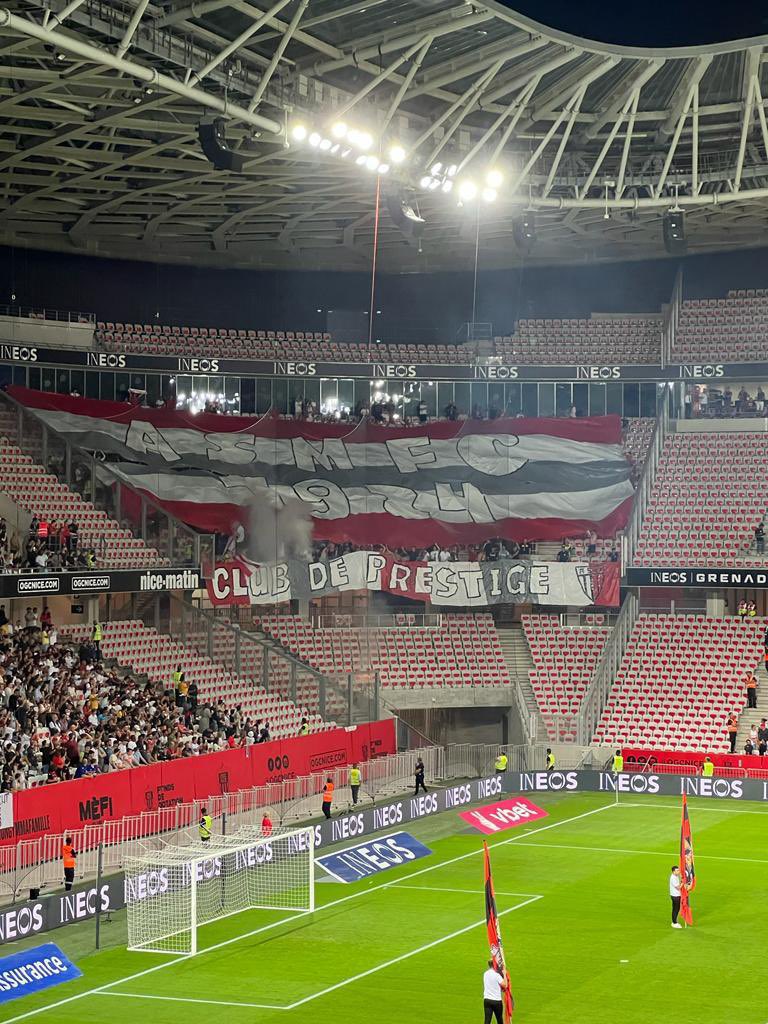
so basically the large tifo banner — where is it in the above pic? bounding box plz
[0,722,394,847]
[10,387,633,546]
[208,551,620,607]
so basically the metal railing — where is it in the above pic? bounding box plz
[625,760,768,780]
[661,265,683,367]
[559,612,619,628]
[0,745,446,903]
[623,393,671,569]
[179,595,351,723]
[0,391,216,570]
[0,305,94,325]
[578,590,639,744]
[311,612,443,630]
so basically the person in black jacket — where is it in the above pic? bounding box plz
[414,757,427,795]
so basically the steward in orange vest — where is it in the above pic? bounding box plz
[321,778,334,820]
[62,837,76,891]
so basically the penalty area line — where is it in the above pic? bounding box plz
[0,801,612,1023]
[95,992,287,1010]
[98,894,545,1012]
[510,839,768,865]
[283,894,543,1010]
[389,884,541,897]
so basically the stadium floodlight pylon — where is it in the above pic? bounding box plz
[125,825,315,956]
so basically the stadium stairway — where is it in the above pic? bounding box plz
[735,661,768,750]
[496,627,546,737]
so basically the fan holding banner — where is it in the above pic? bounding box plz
[483,842,514,1023]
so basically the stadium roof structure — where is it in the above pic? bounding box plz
[2,0,768,271]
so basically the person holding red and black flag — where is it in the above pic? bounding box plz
[482,959,510,1024]
[483,841,514,1022]
[679,793,696,925]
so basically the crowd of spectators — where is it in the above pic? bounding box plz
[0,611,276,793]
[278,398,582,426]
[309,534,618,563]
[686,384,768,419]
[0,515,98,572]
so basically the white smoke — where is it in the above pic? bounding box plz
[243,491,312,563]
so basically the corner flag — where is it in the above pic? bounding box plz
[679,794,696,925]
[483,841,514,1022]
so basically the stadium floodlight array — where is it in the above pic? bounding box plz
[125,825,315,956]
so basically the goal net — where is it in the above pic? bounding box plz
[125,825,315,956]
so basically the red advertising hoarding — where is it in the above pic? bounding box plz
[622,747,767,772]
[1,721,395,846]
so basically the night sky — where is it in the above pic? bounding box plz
[498,1,768,47]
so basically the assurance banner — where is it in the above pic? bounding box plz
[207,552,620,608]
[0,943,81,1004]
[10,387,633,547]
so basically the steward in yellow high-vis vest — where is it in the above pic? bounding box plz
[612,751,624,772]
[701,757,715,778]
[349,764,362,805]
[494,752,508,772]
[199,808,212,842]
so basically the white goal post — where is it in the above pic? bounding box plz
[125,825,315,956]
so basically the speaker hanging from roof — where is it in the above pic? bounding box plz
[662,208,686,255]
[197,118,246,172]
[513,211,536,253]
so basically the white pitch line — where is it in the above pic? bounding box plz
[283,895,543,1010]
[96,992,286,1010]
[98,895,544,1012]
[510,840,768,865]
[617,801,768,815]
[1,800,614,1023]
[390,884,538,897]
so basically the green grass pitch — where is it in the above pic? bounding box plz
[2,788,767,1024]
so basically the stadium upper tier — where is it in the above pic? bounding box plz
[91,288,768,367]
[96,322,475,365]
[676,290,768,363]
[633,431,768,567]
